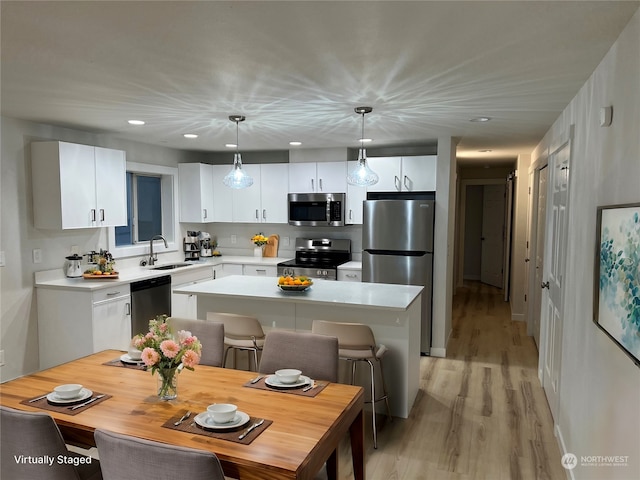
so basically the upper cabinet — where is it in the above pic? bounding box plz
[31,141,127,229]
[346,161,366,225]
[367,156,437,192]
[179,163,214,223]
[288,161,347,193]
[211,165,233,222]
[233,164,289,223]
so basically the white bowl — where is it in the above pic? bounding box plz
[275,369,302,384]
[54,384,83,399]
[207,403,238,423]
[128,349,142,360]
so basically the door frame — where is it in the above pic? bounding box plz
[456,178,507,289]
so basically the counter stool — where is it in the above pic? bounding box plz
[206,312,265,371]
[312,320,392,448]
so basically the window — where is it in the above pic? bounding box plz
[108,162,178,259]
[115,173,162,246]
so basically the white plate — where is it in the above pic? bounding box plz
[46,388,93,405]
[120,354,144,364]
[194,411,250,430]
[265,374,311,389]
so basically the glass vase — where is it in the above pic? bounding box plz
[157,367,178,400]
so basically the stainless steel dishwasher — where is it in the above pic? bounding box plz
[130,275,172,335]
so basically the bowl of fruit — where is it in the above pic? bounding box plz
[277,275,313,292]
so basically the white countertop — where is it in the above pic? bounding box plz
[34,256,292,291]
[174,275,423,311]
[337,261,362,270]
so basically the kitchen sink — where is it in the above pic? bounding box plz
[151,263,194,270]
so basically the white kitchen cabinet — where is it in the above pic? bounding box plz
[367,156,436,192]
[259,163,289,223]
[242,265,277,277]
[212,165,234,222]
[346,161,367,225]
[171,267,214,318]
[232,164,262,222]
[31,141,127,229]
[223,264,244,276]
[179,163,214,223]
[337,269,362,282]
[37,284,131,369]
[288,162,347,193]
[212,265,224,279]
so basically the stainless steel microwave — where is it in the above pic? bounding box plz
[288,193,346,226]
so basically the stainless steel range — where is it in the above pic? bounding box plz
[277,238,351,280]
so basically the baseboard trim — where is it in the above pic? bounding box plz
[430,348,446,358]
[556,423,574,480]
[512,313,525,322]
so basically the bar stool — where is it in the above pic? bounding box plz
[311,320,392,448]
[206,312,265,371]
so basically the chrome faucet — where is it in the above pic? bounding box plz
[148,235,168,266]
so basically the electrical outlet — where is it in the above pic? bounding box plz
[71,245,79,254]
[230,235,237,244]
[282,236,290,247]
[0,350,5,367]
[33,248,43,264]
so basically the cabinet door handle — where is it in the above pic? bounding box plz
[203,208,208,219]
[349,209,353,220]
[262,209,266,220]
[394,176,400,191]
[106,291,121,296]
[255,209,259,220]
[125,303,131,315]
[100,209,105,222]
[256,269,267,276]
[311,178,315,191]
[346,274,358,278]
[403,175,409,190]
[319,178,323,191]
[91,209,96,222]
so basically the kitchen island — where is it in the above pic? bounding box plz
[174,275,423,418]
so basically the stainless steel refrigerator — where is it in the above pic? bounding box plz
[362,199,435,354]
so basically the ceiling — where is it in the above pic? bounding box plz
[2,1,638,166]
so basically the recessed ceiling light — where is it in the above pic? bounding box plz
[225,143,237,148]
[289,141,302,146]
[359,138,373,143]
[127,120,145,125]
[470,117,491,122]
[183,133,198,139]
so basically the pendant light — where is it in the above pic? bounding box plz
[223,115,254,189]
[347,106,379,187]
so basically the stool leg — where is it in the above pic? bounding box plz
[378,357,392,422]
[350,359,357,385]
[223,347,232,368]
[251,348,259,372]
[366,359,378,449]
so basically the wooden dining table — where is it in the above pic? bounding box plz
[0,350,365,480]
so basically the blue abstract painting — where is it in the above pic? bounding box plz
[597,204,640,364]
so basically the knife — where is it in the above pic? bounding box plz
[28,393,50,403]
[69,394,105,410]
[238,418,264,440]
[249,375,264,384]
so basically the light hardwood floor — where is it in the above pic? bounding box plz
[318,281,566,480]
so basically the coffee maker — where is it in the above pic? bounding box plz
[199,231,213,257]
[183,231,200,261]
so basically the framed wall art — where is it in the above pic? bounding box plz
[594,203,640,366]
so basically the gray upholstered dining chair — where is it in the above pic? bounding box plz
[312,320,392,449]
[94,428,225,480]
[0,405,102,480]
[258,329,339,382]
[206,312,266,371]
[166,317,225,367]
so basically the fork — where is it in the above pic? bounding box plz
[174,410,191,426]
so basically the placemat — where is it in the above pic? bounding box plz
[162,410,272,445]
[102,358,147,370]
[21,392,111,416]
[243,377,328,397]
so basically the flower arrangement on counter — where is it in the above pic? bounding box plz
[132,315,202,399]
[251,233,269,247]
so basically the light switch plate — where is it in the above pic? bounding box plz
[230,235,237,244]
[0,251,5,267]
[33,248,43,264]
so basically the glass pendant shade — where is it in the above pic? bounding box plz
[224,115,253,189]
[347,106,379,187]
[347,148,379,186]
[223,153,253,189]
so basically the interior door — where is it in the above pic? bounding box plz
[533,166,548,348]
[480,184,506,288]
[541,140,570,422]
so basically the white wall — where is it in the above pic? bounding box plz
[532,9,640,479]
[0,117,200,381]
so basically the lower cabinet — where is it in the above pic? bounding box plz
[243,265,277,277]
[37,284,132,370]
[337,269,362,282]
[171,267,214,319]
